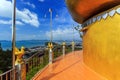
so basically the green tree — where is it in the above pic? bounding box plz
[0,50,12,72]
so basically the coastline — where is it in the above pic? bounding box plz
[0,40,82,51]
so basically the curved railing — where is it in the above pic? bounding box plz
[0,43,82,80]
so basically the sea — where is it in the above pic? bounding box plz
[0,40,82,51]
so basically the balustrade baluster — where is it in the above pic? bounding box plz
[0,76,2,80]
[6,73,8,80]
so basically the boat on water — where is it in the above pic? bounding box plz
[66,0,120,80]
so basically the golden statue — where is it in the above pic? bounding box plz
[14,46,25,65]
[62,42,66,46]
[48,42,53,49]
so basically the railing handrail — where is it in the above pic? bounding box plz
[25,51,44,62]
[0,66,16,77]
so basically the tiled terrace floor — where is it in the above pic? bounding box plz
[32,51,107,80]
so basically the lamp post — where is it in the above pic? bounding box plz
[73,24,74,42]
[12,0,16,68]
[49,8,53,43]
[48,8,53,64]
[12,0,16,80]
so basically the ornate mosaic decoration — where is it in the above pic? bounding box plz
[82,6,120,27]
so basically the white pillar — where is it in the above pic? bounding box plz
[72,42,75,52]
[49,48,53,64]
[72,45,74,52]
[63,45,65,56]
[16,64,21,80]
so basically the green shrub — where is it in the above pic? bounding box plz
[0,70,2,74]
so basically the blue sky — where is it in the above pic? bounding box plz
[0,0,81,41]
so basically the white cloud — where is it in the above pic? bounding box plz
[0,20,24,25]
[46,27,80,40]
[24,2,35,8]
[38,0,44,2]
[17,9,39,27]
[0,0,12,18]
[0,0,40,27]
[0,20,11,24]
